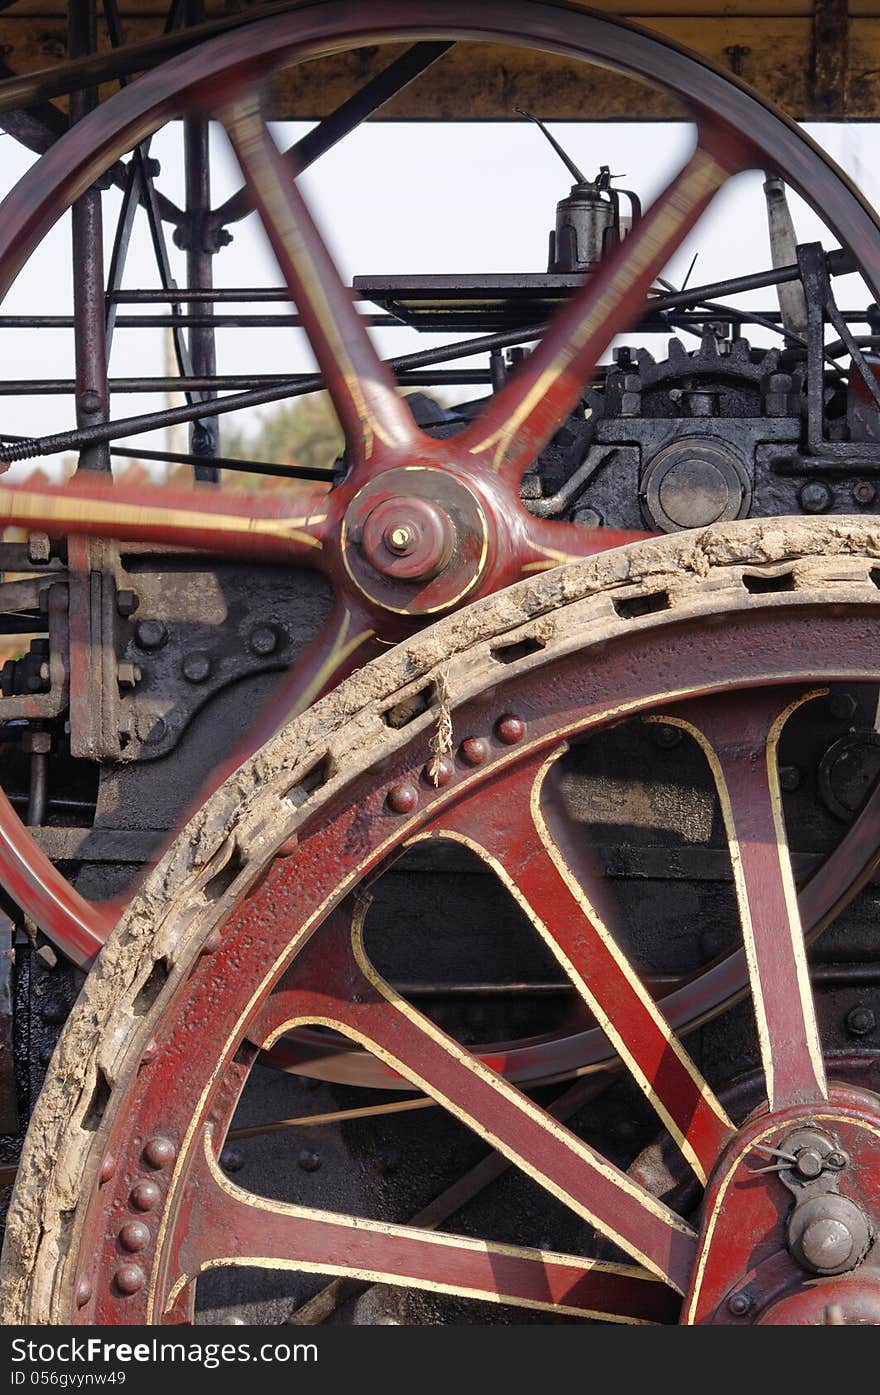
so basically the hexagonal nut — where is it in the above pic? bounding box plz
[27,533,51,565]
[23,730,51,755]
[116,662,143,689]
[116,589,140,618]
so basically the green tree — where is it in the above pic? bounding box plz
[223,391,343,476]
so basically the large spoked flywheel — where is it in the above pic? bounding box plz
[4,520,880,1326]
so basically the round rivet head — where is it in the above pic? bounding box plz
[115,1264,146,1296]
[182,652,211,684]
[496,715,526,745]
[298,1149,321,1173]
[423,756,454,787]
[220,1145,245,1174]
[119,1221,150,1253]
[846,1007,876,1037]
[98,1154,116,1184]
[131,1180,161,1212]
[728,1290,752,1317]
[143,1136,176,1170]
[75,1279,92,1309]
[134,619,167,651]
[141,1038,159,1064]
[387,781,418,815]
[460,737,489,766]
[249,624,278,657]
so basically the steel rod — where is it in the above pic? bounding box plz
[68,0,111,473]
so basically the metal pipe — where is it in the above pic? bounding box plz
[183,36,219,485]
[68,0,111,473]
[26,746,48,827]
[0,369,494,394]
[0,250,856,463]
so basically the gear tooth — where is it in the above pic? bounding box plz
[667,338,687,364]
[730,337,749,361]
[763,346,781,374]
[700,332,719,357]
[636,348,655,371]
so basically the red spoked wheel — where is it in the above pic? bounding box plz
[2,0,880,996]
[3,521,880,1326]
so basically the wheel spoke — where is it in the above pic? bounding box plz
[461,129,737,484]
[0,476,329,564]
[222,98,418,468]
[250,910,697,1292]
[166,1128,677,1325]
[412,753,733,1182]
[516,514,650,573]
[0,785,112,968]
[655,690,828,1111]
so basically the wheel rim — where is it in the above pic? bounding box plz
[1,2,880,1029]
[4,520,880,1325]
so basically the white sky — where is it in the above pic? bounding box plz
[1,117,878,473]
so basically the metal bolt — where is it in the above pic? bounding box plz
[853,481,876,506]
[827,1150,848,1170]
[37,662,51,688]
[26,533,50,565]
[386,524,415,554]
[143,1135,176,1170]
[134,619,167,650]
[779,765,801,792]
[141,715,167,746]
[182,652,212,684]
[649,723,682,749]
[728,1290,752,1317]
[116,589,139,618]
[40,997,67,1025]
[130,1180,160,1212]
[424,756,454,787]
[98,1154,116,1184]
[23,729,51,756]
[119,1221,150,1253]
[248,624,278,657]
[297,1149,321,1173]
[75,1279,92,1309]
[220,1146,245,1174]
[846,1006,876,1037]
[114,1264,146,1296]
[794,1147,825,1180]
[141,1038,159,1065]
[116,662,142,689]
[496,714,526,745]
[829,692,857,722]
[79,389,102,415]
[460,737,490,766]
[799,481,832,514]
[387,781,418,815]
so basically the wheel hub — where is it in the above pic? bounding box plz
[341,465,489,616]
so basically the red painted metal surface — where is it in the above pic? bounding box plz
[63,596,880,1323]
[3,0,880,989]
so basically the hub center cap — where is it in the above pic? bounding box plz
[341,466,489,616]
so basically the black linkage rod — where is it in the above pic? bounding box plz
[208,41,455,231]
[0,250,854,464]
[68,0,111,472]
[108,443,333,481]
